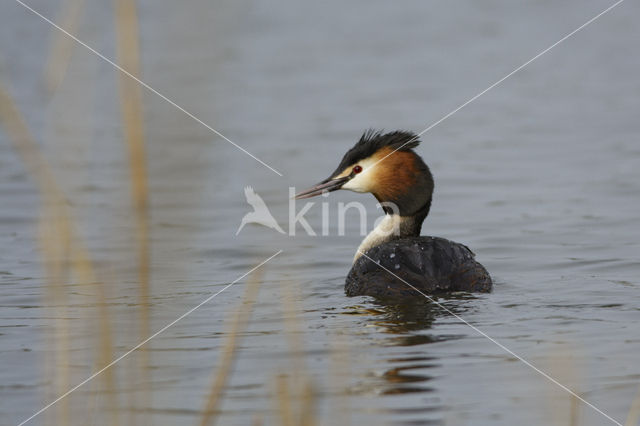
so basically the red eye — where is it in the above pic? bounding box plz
[353,165,362,174]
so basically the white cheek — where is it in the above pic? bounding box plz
[339,157,378,193]
[342,175,368,192]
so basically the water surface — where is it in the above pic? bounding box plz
[1,0,639,425]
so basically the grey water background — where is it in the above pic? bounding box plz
[1,0,640,425]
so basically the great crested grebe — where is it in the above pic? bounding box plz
[295,130,492,298]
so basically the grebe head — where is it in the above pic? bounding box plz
[295,130,434,218]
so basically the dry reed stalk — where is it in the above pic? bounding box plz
[198,267,266,426]
[113,0,152,420]
[43,0,85,93]
[626,385,640,426]
[0,84,118,425]
[38,205,72,426]
[44,12,119,419]
[328,332,351,426]
[279,281,305,371]
[275,374,294,426]
[569,393,579,426]
[297,380,317,426]
[275,280,318,426]
[544,346,582,426]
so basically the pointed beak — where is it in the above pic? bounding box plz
[294,176,350,199]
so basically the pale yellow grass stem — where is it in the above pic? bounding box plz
[275,280,318,426]
[113,0,152,420]
[0,84,118,425]
[199,268,266,426]
[43,0,85,93]
[626,385,640,426]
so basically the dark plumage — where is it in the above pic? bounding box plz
[345,237,492,298]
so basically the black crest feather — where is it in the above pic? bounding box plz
[330,130,421,178]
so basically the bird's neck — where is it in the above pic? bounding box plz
[355,158,434,262]
[353,211,426,263]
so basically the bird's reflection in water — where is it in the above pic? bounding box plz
[343,295,475,400]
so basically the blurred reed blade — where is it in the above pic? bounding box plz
[297,380,317,426]
[199,267,266,426]
[43,0,85,94]
[627,385,640,426]
[545,345,583,426]
[0,84,118,425]
[0,86,56,191]
[38,204,72,426]
[274,280,318,426]
[275,375,294,426]
[329,333,351,426]
[113,0,152,418]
